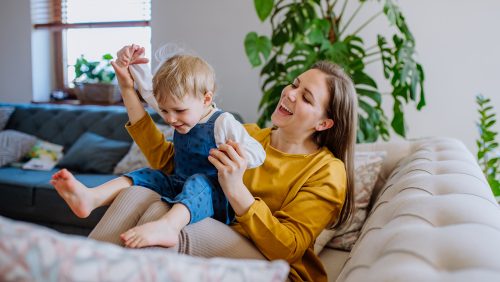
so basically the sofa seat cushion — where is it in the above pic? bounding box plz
[319,248,350,282]
[0,167,116,229]
[337,138,500,282]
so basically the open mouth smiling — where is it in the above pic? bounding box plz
[279,103,293,115]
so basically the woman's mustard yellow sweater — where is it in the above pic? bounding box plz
[126,114,347,282]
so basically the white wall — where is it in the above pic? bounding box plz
[0,0,32,103]
[362,0,500,154]
[151,0,268,126]
[152,0,500,154]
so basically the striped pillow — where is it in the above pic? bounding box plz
[0,130,37,167]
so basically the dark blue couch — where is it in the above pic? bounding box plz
[0,103,161,235]
[0,103,243,236]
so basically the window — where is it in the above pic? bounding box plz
[31,0,151,89]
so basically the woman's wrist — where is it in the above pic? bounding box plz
[225,182,255,216]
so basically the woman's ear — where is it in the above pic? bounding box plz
[203,91,214,106]
[315,118,334,132]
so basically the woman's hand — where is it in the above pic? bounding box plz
[111,44,149,91]
[208,140,255,215]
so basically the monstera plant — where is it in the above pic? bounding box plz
[245,0,426,142]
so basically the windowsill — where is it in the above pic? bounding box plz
[31,99,125,106]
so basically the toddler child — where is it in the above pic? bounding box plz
[51,45,265,248]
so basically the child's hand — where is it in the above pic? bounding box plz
[111,44,149,90]
[116,44,149,67]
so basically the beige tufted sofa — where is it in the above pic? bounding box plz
[319,137,500,282]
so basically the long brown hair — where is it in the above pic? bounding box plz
[311,61,357,229]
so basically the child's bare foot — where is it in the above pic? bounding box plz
[50,169,96,218]
[120,219,180,248]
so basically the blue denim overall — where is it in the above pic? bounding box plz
[124,111,234,224]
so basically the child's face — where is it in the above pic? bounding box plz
[158,93,212,134]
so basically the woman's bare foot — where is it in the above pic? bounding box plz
[50,169,96,218]
[120,219,180,248]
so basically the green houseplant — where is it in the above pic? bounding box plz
[476,94,500,197]
[73,53,121,104]
[245,0,425,142]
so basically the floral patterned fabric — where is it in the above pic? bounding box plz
[0,216,289,282]
[113,123,174,174]
[314,151,386,253]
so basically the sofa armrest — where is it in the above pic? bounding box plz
[340,137,500,281]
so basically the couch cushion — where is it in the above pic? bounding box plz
[0,106,14,130]
[113,123,174,174]
[355,139,413,209]
[0,130,38,167]
[315,151,386,254]
[57,132,131,174]
[0,167,115,230]
[319,248,350,282]
[337,137,500,282]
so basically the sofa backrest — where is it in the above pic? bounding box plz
[337,137,500,282]
[356,139,413,210]
[1,103,243,154]
[1,103,148,153]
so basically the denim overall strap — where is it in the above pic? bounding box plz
[173,111,224,179]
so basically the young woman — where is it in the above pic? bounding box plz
[89,52,357,282]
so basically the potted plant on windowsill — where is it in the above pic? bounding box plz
[73,53,121,104]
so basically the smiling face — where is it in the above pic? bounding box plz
[271,69,333,137]
[159,92,212,134]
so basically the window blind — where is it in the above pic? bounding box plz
[31,0,151,30]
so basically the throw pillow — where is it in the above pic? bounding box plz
[0,130,38,167]
[0,107,15,131]
[113,123,174,174]
[58,132,131,174]
[22,139,64,171]
[0,216,290,282]
[314,151,386,254]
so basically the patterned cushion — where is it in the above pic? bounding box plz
[0,216,290,282]
[0,107,14,131]
[113,123,174,174]
[314,151,386,253]
[0,130,38,167]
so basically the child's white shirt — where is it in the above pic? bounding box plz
[130,64,265,168]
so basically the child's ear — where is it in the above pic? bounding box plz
[203,91,214,106]
[315,118,334,132]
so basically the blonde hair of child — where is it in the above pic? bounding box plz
[153,54,216,104]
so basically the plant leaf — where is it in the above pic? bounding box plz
[254,0,274,22]
[244,32,272,67]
